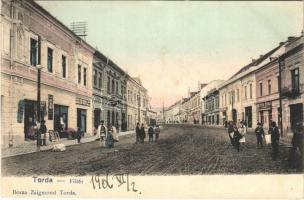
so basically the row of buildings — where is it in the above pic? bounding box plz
[0,0,155,148]
[165,34,303,135]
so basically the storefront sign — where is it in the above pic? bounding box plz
[40,101,47,116]
[76,97,91,107]
[17,100,24,123]
[257,101,272,110]
[48,95,54,120]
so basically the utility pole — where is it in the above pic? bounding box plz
[36,65,41,149]
[278,56,284,137]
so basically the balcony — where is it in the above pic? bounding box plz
[281,87,301,98]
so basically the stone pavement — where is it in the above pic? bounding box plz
[1,129,137,158]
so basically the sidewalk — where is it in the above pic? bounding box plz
[1,129,136,158]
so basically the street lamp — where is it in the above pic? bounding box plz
[36,64,43,149]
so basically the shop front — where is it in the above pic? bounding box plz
[23,99,46,140]
[54,104,68,136]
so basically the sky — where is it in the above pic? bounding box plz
[37,1,303,108]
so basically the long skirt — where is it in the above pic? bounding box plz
[106,134,114,148]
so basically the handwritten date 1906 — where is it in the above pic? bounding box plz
[90,173,141,194]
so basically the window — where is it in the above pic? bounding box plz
[259,82,263,97]
[93,70,97,87]
[249,84,252,99]
[291,68,300,92]
[237,89,239,102]
[30,38,38,66]
[47,47,53,72]
[224,94,226,106]
[83,68,87,86]
[116,81,118,95]
[244,86,247,100]
[78,65,81,84]
[107,77,111,93]
[268,80,271,94]
[98,72,102,88]
[112,79,115,94]
[62,55,66,78]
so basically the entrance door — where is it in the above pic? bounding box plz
[290,103,303,130]
[232,109,237,123]
[77,108,87,133]
[54,105,68,134]
[94,109,101,128]
[24,100,37,140]
[245,106,252,128]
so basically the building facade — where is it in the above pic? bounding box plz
[280,35,304,133]
[219,44,284,129]
[1,0,95,147]
[200,80,223,125]
[188,92,201,124]
[92,51,127,132]
[126,77,149,130]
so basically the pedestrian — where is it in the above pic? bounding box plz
[255,122,265,148]
[269,121,280,161]
[39,120,47,146]
[76,127,82,143]
[97,120,107,147]
[238,120,246,145]
[154,125,160,142]
[289,122,303,170]
[227,121,235,146]
[233,123,242,152]
[148,125,154,142]
[135,123,140,144]
[106,123,114,148]
[140,123,146,143]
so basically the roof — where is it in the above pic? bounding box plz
[32,0,95,52]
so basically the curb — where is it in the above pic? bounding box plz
[1,130,136,158]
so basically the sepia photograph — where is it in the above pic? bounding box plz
[0,0,303,198]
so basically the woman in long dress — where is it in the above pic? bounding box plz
[239,121,246,144]
[106,124,114,148]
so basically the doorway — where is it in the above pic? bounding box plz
[232,109,237,123]
[245,106,252,128]
[54,105,68,134]
[290,103,303,130]
[77,108,87,133]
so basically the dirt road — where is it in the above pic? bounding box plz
[2,125,296,175]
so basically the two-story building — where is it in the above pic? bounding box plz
[92,51,127,132]
[1,0,95,147]
[280,35,303,133]
[126,76,149,130]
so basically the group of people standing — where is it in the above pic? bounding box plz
[97,120,119,148]
[227,120,285,161]
[135,123,160,143]
[227,120,247,152]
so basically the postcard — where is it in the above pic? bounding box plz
[1,0,303,199]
